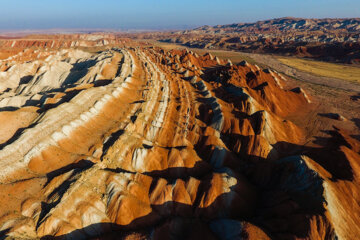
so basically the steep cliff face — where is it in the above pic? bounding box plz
[0,44,359,240]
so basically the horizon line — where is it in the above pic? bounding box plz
[1,16,359,35]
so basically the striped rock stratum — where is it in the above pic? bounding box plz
[0,41,359,240]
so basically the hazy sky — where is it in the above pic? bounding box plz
[0,0,359,30]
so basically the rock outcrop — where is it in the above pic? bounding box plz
[0,43,359,240]
[129,17,360,64]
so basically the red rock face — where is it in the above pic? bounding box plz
[0,34,124,49]
[0,40,359,240]
[0,34,129,63]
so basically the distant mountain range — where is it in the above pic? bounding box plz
[1,17,360,64]
[151,17,360,64]
[191,17,360,34]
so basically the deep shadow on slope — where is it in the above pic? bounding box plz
[1,122,347,240]
[61,59,98,86]
[37,188,265,240]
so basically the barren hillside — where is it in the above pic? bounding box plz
[129,17,360,64]
[0,37,359,240]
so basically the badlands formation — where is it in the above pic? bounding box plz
[138,17,360,64]
[0,37,359,240]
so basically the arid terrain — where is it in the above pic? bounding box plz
[0,28,359,240]
[128,17,360,65]
[138,40,360,133]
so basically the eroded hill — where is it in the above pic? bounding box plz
[0,39,359,240]
[131,17,360,64]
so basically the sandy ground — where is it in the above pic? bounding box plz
[242,52,360,92]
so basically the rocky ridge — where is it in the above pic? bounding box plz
[131,17,360,64]
[0,43,359,239]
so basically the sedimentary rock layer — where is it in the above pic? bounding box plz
[129,17,360,64]
[0,45,359,240]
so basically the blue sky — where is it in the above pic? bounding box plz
[0,0,359,30]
